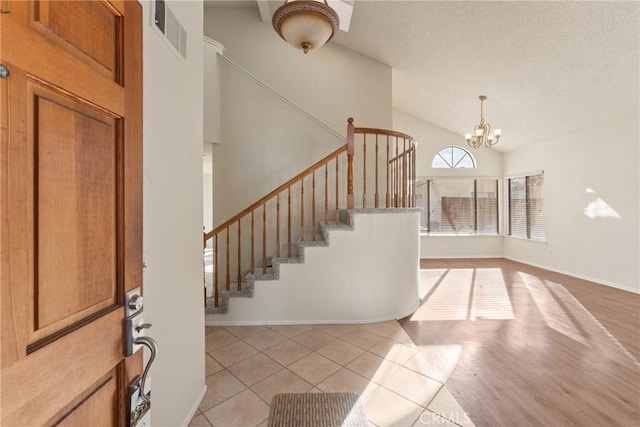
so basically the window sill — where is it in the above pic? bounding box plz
[505,235,547,244]
[420,233,500,238]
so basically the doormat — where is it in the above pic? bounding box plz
[268,392,368,427]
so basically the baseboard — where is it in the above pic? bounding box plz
[504,256,639,294]
[421,255,503,259]
[205,302,420,327]
[181,384,207,427]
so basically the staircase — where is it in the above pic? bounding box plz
[203,118,418,319]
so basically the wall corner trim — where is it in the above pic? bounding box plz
[204,36,225,54]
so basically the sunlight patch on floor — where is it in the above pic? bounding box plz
[412,268,514,321]
[542,278,639,366]
[522,273,588,346]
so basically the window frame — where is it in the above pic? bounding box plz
[417,176,500,236]
[506,171,545,241]
[431,146,476,169]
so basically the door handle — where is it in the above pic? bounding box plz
[124,287,159,427]
[133,335,158,405]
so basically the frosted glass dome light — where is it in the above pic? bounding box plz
[273,0,340,54]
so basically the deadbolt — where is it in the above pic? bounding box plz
[0,64,9,79]
[128,295,143,312]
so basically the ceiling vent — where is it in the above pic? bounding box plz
[154,0,187,60]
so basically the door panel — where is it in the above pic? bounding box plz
[33,86,119,339]
[1,1,143,425]
[57,369,119,427]
[33,0,121,81]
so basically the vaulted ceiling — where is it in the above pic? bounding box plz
[210,1,640,152]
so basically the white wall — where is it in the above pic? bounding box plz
[503,116,639,293]
[142,1,205,425]
[204,6,392,133]
[203,142,213,232]
[393,109,504,258]
[203,38,223,144]
[204,6,392,224]
[206,211,420,325]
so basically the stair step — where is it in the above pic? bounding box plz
[206,219,353,315]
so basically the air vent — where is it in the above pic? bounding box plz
[153,0,187,60]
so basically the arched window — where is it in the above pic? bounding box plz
[432,146,476,168]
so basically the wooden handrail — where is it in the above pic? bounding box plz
[204,144,347,241]
[204,117,417,308]
[353,127,415,142]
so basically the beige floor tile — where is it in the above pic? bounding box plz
[188,413,212,427]
[410,345,462,384]
[412,410,459,427]
[205,326,226,337]
[362,385,423,427]
[203,389,270,427]
[243,329,287,351]
[369,339,418,365]
[383,367,442,407]
[251,368,314,404]
[205,354,224,377]
[426,386,475,426]
[198,370,246,412]
[359,321,402,338]
[291,328,337,350]
[387,328,415,345]
[317,339,365,366]
[229,353,282,386]
[225,325,268,339]
[205,329,239,352]
[342,328,387,350]
[313,324,360,338]
[288,353,341,385]
[403,353,443,383]
[269,324,312,337]
[209,341,258,368]
[263,339,312,366]
[346,352,401,384]
[316,368,373,394]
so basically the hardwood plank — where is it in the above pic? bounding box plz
[403,258,640,426]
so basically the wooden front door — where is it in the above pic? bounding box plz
[1,1,143,425]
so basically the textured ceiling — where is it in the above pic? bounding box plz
[209,1,640,152]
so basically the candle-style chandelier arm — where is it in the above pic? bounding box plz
[465,95,501,149]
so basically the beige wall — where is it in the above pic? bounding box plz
[504,115,639,292]
[393,109,504,258]
[204,5,392,224]
[142,1,206,425]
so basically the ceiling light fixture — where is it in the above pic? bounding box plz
[465,96,501,149]
[272,0,340,54]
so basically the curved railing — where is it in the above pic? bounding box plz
[204,118,416,308]
[347,118,417,209]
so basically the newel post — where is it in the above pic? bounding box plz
[346,117,355,209]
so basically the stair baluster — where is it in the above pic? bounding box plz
[203,118,417,310]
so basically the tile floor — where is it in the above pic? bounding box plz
[189,321,473,427]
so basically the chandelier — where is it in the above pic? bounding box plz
[465,96,502,149]
[273,0,340,54]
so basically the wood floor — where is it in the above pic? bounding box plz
[400,258,640,426]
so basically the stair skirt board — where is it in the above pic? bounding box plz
[204,209,421,324]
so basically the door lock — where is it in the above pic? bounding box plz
[124,287,159,427]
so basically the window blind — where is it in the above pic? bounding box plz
[509,177,527,238]
[476,179,499,235]
[416,178,500,235]
[509,174,544,240]
[528,175,545,240]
